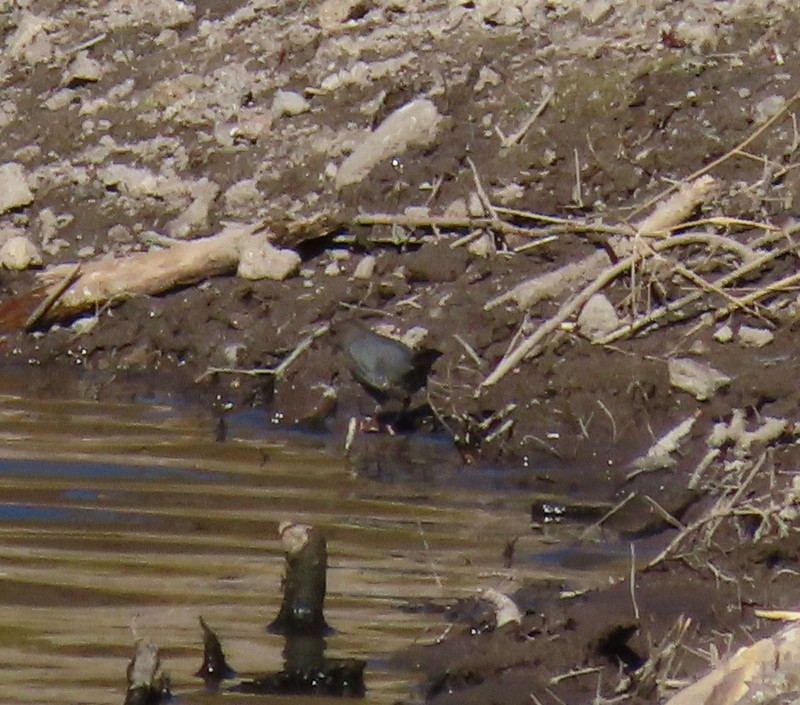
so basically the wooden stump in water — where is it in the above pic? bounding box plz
[268,520,331,636]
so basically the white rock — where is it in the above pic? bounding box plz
[0,163,34,213]
[754,95,786,123]
[103,0,195,29]
[404,205,430,219]
[238,234,300,281]
[336,98,442,188]
[6,12,53,64]
[577,294,620,341]
[64,51,103,85]
[42,88,74,111]
[271,89,310,117]
[467,192,485,217]
[165,178,219,239]
[70,315,99,336]
[474,66,501,93]
[713,324,733,343]
[318,0,364,30]
[223,179,261,215]
[352,255,376,280]
[738,325,774,348]
[0,236,42,270]
[580,0,613,23]
[467,232,495,257]
[668,357,731,401]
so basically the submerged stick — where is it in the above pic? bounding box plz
[196,616,235,686]
[124,639,171,705]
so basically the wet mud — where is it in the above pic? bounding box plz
[2,1,800,703]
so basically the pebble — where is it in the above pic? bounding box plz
[0,235,41,270]
[238,233,300,281]
[271,89,310,118]
[738,325,774,348]
[668,357,731,401]
[577,294,620,341]
[0,163,34,213]
[713,324,733,343]
[352,255,376,280]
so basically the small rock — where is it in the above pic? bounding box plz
[336,98,442,189]
[324,261,341,276]
[754,95,786,124]
[271,89,310,117]
[318,0,365,30]
[467,192,485,217]
[232,110,273,142]
[713,324,733,343]
[580,0,613,24]
[688,339,708,355]
[165,178,219,239]
[467,232,495,257]
[223,179,261,216]
[404,205,429,219]
[352,255,376,280]
[492,182,525,205]
[474,66,501,93]
[443,198,468,219]
[577,294,620,341]
[738,325,774,348]
[668,357,731,401]
[0,163,34,213]
[42,88,75,112]
[238,234,300,281]
[0,235,42,270]
[64,51,103,86]
[70,315,99,336]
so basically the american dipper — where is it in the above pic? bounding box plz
[333,320,441,406]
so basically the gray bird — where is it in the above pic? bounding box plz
[333,320,441,407]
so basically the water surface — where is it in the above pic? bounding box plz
[0,390,563,704]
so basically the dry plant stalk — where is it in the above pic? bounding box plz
[482,176,719,388]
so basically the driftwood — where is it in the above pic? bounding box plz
[0,224,253,330]
[38,224,250,323]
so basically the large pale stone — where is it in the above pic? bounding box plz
[238,233,300,281]
[0,163,34,213]
[335,98,442,188]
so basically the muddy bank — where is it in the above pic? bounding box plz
[3,1,800,703]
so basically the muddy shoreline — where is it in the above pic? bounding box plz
[3,1,800,703]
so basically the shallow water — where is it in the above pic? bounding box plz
[0,387,586,704]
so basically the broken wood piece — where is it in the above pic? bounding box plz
[268,520,330,636]
[28,224,252,327]
[663,622,800,705]
[196,616,236,686]
[125,639,171,705]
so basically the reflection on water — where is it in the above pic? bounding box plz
[0,389,549,704]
